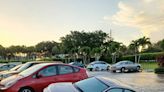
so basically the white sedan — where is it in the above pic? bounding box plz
[87,61,111,71]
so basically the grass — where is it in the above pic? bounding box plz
[140,62,158,70]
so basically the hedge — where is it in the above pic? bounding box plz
[118,52,164,62]
[155,67,164,74]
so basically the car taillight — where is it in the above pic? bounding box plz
[86,70,90,77]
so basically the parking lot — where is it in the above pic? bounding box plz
[89,71,164,92]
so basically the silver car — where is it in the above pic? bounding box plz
[87,61,111,71]
[110,61,141,72]
[44,76,135,92]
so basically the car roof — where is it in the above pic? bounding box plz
[118,60,132,63]
[35,63,74,67]
[96,76,134,90]
[91,61,106,63]
[25,61,63,64]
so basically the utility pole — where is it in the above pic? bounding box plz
[109,29,113,41]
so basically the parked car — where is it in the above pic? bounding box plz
[9,64,23,71]
[110,61,141,72]
[69,61,85,68]
[0,63,88,92]
[87,61,111,71]
[0,64,16,71]
[0,61,53,80]
[43,76,136,92]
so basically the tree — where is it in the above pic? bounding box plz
[156,39,164,51]
[79,46,91,64]
[0,45,6,59]
[91,47,102,61]
[26,46,36,60]
[35,41,58,57]
[138,36,151,52]
[129,36,151,63]
[60,30,108,53]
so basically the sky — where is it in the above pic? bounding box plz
[0,0,163,47]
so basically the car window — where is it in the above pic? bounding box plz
[28,63,38,68]
[73,67,80,72]
[75,77,108,92]
[17,63,38,72]
[10,64,22,71]
[19,64,47,77]
[9,64,15,68]
[0,65,8,70]
[128,62,133,64]
[100,62,106,64]
[107,88,123,92]
[125,62,129,64]
[38,65,57,77]
[58,65,73,74]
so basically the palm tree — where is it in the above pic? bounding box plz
[91,47,102,61]
[138,36,151,52]
[129,36,151,63]
[79,46,91,65]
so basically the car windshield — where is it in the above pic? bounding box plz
[19,64,46,77]
[74,77,109,92]
[10,64,22,71]
[115,62,123,65]
[16,62,34,72]
[69,62,74,64]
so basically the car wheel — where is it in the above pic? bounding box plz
[19,87,34,92]
[112,70,116,73]
[136,66,140,72]
[107,66,110,71]
[89,68,93,71]
[121,67,126,73]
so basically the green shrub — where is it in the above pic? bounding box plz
[140,52,164,60]
[155,67,164,74]
[118,52,164,62]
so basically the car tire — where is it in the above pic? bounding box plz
[107,66,110,71]
[136,66,140,72]
[121,67,126,73]
[89,68,93,71]
[19,87,34,92]
[112,70,116,73]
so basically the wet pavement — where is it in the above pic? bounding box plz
[89,71,164,92]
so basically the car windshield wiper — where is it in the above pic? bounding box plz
[73,84,84,92]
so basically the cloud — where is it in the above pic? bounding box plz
[106,0,164,39]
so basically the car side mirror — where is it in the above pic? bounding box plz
[37,73,43,78]
[33,73,43,79]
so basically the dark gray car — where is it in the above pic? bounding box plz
[110,61,141,72]
[44,76,135,92]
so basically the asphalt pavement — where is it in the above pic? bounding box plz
[89,71,164,92]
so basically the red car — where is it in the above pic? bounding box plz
[0,63,88,92]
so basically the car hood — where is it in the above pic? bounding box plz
[44,83,79,92]
[111,64,118,67]
[0,74,23,85]
[0,70,19,75]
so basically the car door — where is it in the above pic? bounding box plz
[124,62,132,69]
[31,65,57,92]
[127,61,135,70]
[55,65,77,83]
